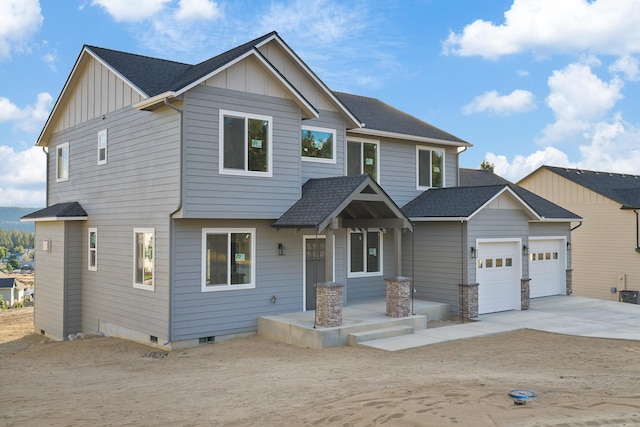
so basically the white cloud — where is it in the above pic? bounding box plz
[0,92,53,133]
[442,0,640,59]
[0,146,46,207]
[609,55,640,81]
[462,89,536,115]
[91,0,170,22]
[0,0,43,61]
[485,147,574,182]
[174,0,221,21]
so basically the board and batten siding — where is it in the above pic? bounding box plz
[181,86,303,219]
[46,105,180,342]
[403,222,464,315]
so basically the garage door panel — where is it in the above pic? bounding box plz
[476,241,520,314]
[529,239,565,298]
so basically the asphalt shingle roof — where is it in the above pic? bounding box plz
[541,166,640,209]
[459,168,511,186]
[21,202,87,221]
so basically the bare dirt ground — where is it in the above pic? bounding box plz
[2,308,640,426]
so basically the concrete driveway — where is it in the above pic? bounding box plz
[361,295,640,351]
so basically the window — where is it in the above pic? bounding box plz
[348,229,382,277]
[133,228,154,290]
[219,110,272,176]
[97,129,107,165]
[416,147,444,189]
[88,228,97,271]
[301,126,336,163]
[347,139,379,181]
[56,142,69,182]
[202,228,255,291]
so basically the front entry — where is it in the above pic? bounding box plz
[304,237,326,310]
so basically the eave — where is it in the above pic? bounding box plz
[347,128,472,148]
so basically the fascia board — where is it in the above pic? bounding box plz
[409,217,469,222]
[347,128,472,148]
[21,216,88,222]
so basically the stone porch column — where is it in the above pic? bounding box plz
[385,276,412,318]
[521,278,530,310]
[314,282,344,327]
[458,283,479,319]
[566,269,573,295]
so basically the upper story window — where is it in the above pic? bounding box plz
[133,228,154,291]
[56,142,69,182]
[201,228,255,292]
[348,229,383,277]
[416,146,444,190]
[97,129,107,165]
[347,139,379,181]
[219,110,272,177]
[301,126,336,163]
[88,228,97,271]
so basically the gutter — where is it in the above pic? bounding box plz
[134,91,177,111]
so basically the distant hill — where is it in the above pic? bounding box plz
[0,207,36,232]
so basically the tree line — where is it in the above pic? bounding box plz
[0,229,35,252]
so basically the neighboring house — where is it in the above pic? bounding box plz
[22,32,579,348]
[519,166,640,301]
[0,277,25,306]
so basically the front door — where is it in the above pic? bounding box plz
[304,238,326,310]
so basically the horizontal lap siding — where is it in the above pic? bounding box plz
[404,223,463,314]
[182,87,302,219]
[301,111,346,181]
[345,232,396,303]
[65,221,83,335]
[34,223,66,340]
[47,106,180,341]
[171,219,307,340]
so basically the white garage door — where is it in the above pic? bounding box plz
[476,241,521,314]
[529,239,565,298]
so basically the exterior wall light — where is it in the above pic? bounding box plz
[470,246,477,259]
[522,245,529,256]
[278,243,285,256]
[566,241,572,251]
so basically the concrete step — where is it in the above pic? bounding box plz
[347,325,414,346]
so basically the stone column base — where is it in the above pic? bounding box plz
[458,283,479,319]
[521,278,530,310]
[314,282,344,327]
[385,276,412,318]
[566,269,573,295]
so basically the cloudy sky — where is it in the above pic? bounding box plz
[1,0,640,207]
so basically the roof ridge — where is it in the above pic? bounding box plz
[85,45,191,66]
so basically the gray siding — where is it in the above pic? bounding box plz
[182,86,303,219]
[65,221,83,335]
[301,111,346,181]
[47,105,180,342]
[345,231,397,303]
[403,222,464,314]
[529,222,572,270]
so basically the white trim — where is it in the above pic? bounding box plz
[348,128,471,148]
[347,229,384,278]
[475,238,522,314]
[219,110,273,178]
[301,125,337,164]
[97,129,107,165]
[133,91,177,110]
[201,228,256,292]
[88,227,97,271]
[56,142,69,182]
[21,216,88,222]
[415,146,445,190]
[302,235,336,311]
[346,138,380,182]
[133,228,155,291]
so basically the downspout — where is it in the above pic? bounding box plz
[411,223,415,315]
[635,210,640,253]
[165,98,183,346]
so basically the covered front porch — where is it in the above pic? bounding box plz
[258,298,449,349]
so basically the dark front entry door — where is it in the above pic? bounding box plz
[305,238,326,310]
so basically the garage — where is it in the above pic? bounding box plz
[529,238,566,298]
[476,240,521,314]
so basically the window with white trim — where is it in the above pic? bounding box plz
[56,142,69,182]
[347,139,379,181]
[88,228,97,271]
[348,229,383,277]
[133,228,154,290]
[301,126,336,163]
[219,110,272,176]
[97,129,107,165]
[202,228,255,291]
[416,146,444,189]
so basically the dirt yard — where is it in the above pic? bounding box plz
[1,308,640,426]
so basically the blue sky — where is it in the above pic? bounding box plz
[2,0,640,207]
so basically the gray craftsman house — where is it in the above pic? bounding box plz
[24,32,580,348]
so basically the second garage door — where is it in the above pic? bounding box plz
[476,241,521,314]
[529,238,566,298]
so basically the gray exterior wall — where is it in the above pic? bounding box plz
[46,105,180,342]
[529,222,572,270]
[181,86,303,219]
[65,221,83,335]
[301,111,346,182]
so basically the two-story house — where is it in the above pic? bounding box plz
[24,32,580,348]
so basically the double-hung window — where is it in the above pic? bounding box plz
[97,129,107,165]
[347,139,379,181]
[133,228,154,291]
[301,126,336,163]
[416,147,444,189]
[348,229,383,277]
[56,142,69,182]
[88,228,97,271]
[202,228,255,291]
[219,110,272,177]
